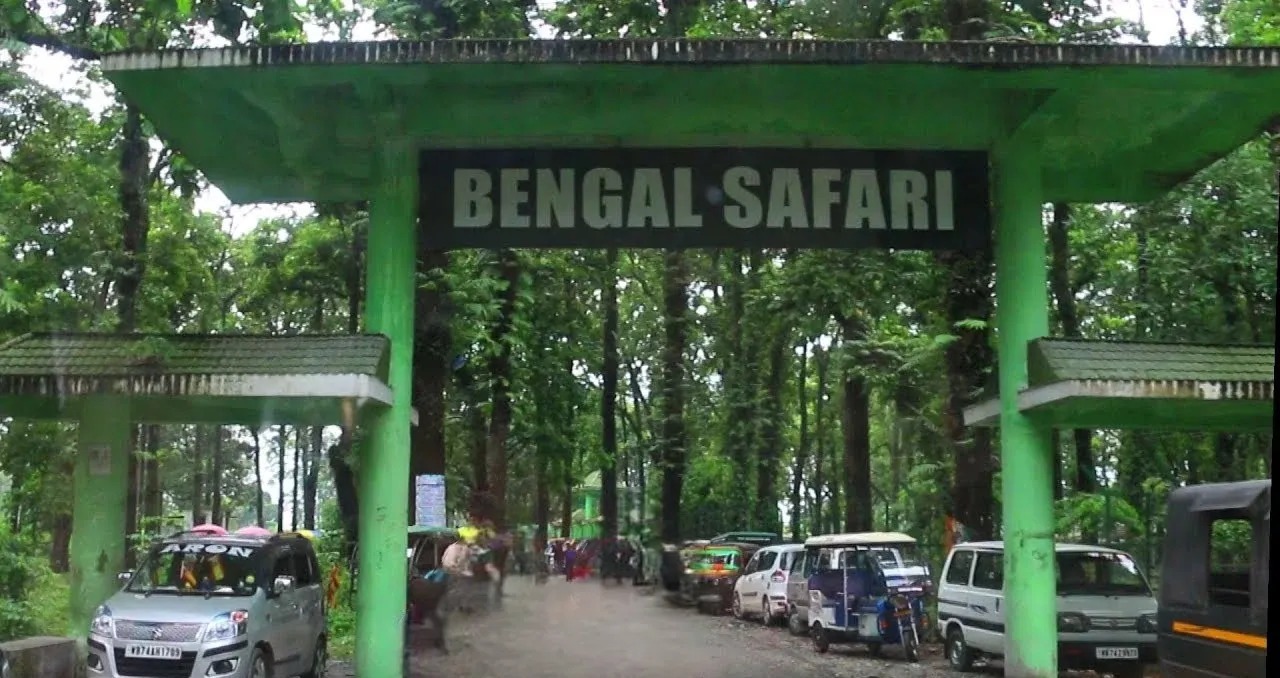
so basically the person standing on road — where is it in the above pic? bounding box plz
[564,541,578,582]
[441,537,474,613]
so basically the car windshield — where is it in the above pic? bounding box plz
[127,542,261,597]
[1057,550,1151,596]
[690,551,738,569]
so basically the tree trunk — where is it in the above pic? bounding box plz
[485,249,520,529]
[811,347,828,535]
[304,426,321,529]
[291,427,302,531]
[754,326,789,533]
[49,512,72,573]
[116,104,151,561]
[659,250,690,542]
[144,425,163,522]
[192,426,207,526]
[840,370,872,532]
[934,249,997,541]
[210,427,223,526]
[560,465,574,540]
[601,248,620,539]
[789,343,809,541]
[410,247,451,521]
[722,250,755,521]
[276,425,287,531]
[1048,203,1096,497]
[252,428,265,527]
[329,433,360,560]
[534,454,550,554]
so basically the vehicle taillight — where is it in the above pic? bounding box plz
[771,571,786,583]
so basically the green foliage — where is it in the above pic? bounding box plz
[0,529,38,640]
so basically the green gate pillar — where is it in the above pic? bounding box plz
[993,145,1057,678]
[355,141,417,677]
[69,396,131,637]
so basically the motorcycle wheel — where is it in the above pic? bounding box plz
[901,624,920,663]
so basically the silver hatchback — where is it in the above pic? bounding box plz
[87,531,327,678]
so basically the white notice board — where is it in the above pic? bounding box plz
[414,474,447,528]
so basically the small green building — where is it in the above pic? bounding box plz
[552,472,644,539]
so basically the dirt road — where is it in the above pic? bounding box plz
[332,574,958,678]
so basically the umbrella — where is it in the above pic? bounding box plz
[235,526,272,537]
[191,523,227,535]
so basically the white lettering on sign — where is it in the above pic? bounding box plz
[160,543,256,558]
[451,167,958,232]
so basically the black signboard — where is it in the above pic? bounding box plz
[419,148,989,250]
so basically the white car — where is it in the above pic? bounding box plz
[937,541,1157,678]
[731,543,804,625]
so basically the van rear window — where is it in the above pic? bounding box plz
[1056,551,1150,597]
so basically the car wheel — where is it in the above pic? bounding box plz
[249,647,271,678]
[788,608,805,636]
[301,636,327,678]
[811,623,830,654]
[947,627,974,671]
[760,598,772,626]
[731,593,744,619]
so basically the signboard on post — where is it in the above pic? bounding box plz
[87,444,112,476]
[414,474,446,528]
[420,148,989,251]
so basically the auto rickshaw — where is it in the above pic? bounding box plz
[805,532,932,661]
[681,541,760,614]
[1159,479,1269,678]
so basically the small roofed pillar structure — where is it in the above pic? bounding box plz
[0,333,412,638]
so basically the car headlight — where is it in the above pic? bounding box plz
[202,610,249,642]
[90,605,114,637]
[1057,612,1090,633]
[1136,614,1157,634]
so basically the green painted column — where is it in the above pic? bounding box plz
[993,144,1057,678]
[69,396,131,637]
[356,141,417,677]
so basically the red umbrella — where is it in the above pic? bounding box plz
[191,523,227,535]
[235,526,272,537]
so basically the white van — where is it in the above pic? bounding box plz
[731,543,803,625]
[937,541,1157,678]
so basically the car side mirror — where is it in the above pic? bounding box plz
[117,571,133,585]
[271,575,295,596]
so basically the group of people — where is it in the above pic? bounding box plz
[544,537,640,583]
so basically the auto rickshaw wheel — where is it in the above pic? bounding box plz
[811,623,830,654]
[866,642,882,657]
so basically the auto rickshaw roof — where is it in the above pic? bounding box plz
[1167,479,1271,515]
[805,531,917,547]
[955,540,1135,555]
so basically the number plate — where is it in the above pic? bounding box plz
[124,644,183,660]
[1096,647,1139,660]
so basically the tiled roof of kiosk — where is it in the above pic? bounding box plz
[99,39,1280,70]
[0,333,389,379]
[1027,339,1275,386]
